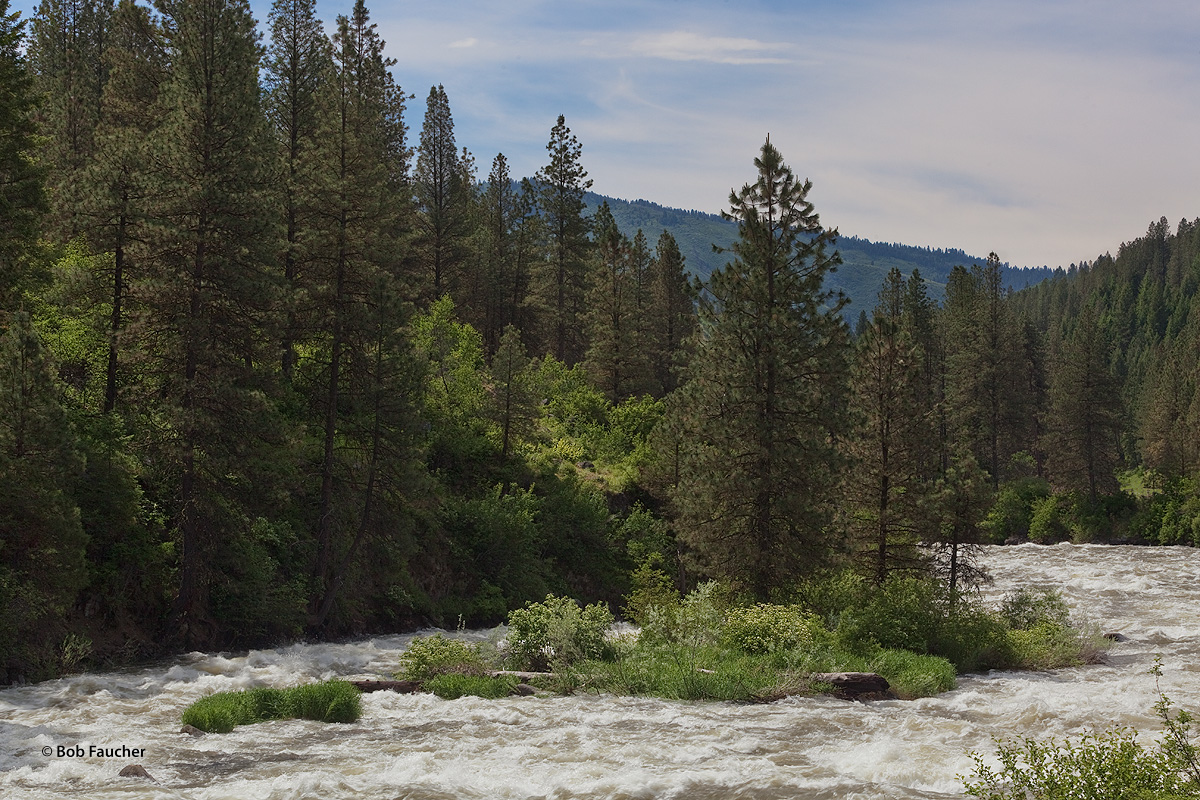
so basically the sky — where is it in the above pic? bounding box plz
[12,0,1200,268]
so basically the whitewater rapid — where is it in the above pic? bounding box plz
[1,543,1198,799]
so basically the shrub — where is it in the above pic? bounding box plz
[397,634,489,681]
[424,673,517,700]
[622,561,677,626]
[722,604,816,655]
[1029,496,1070,543]
[639,581,730,650]
[835,577,1008,672]
[999,587,1070,631]
[983,477,1052,543]
[963,729,1193,799]
[505,594,614,671]
[181,680,362,733]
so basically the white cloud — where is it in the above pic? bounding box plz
[628,31,794,65]
[448,37,478,49]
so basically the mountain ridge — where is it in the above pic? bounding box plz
[584,192,1055,314]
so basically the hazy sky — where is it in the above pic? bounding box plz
[13,0,1200,267]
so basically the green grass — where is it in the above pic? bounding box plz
[181,679,362,733]
[424,673,518,699]
[546,641,956,702]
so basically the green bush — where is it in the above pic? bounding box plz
[722,604,816,655]
[424,673,517,700]
[1029,496,1071,543]
[1000,587,1071,631]
[983,477,1052,543]
[505,594,614,671]
[835,577,1007,672]
[397,633,490,681]
[964,729,1194,799]
[639,580,730,650]
[181,680,362,733]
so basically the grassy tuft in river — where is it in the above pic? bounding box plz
[181,680,361,733]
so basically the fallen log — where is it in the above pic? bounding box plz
[809,672,891,700]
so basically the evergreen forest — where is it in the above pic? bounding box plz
[2,0,1198,684]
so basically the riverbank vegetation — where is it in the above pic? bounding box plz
[396,583,1105,703]
[180,680,362,733]
[1,0,1198,686]
[963,662,1200,799]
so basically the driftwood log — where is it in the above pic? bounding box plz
[809,672,891,700]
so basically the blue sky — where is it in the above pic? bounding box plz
[12,0,1200,268]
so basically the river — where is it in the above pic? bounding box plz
[2,543,1198,799]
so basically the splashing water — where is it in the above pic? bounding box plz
[2,544,1198,799]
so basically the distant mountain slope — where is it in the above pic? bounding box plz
[584,193,1054,313]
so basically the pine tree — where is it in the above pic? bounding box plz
[28,0,112,240]
[78,0,164,413]
[842,269,937,585]
[264,0,330,382]
[672,139,850,599]
[533,114,592,364]
[490,323,536,459]
[0,311,88,677]
[1045,304,1122,500]
[0,0,45,308]
[299,0,416,630]
[583,202,635,401]
[647,229,695,396]
[134,0,279,645]
[942,255,1027,487]
[414,84,471,300]
[477,153,524,355]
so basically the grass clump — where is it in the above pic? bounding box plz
[181,679,361,733]
[424,673,518,699]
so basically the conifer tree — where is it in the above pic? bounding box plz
[28,0,111,240]
[477,153,525,354]
[299,0,417,630]
[842,269,937,584]
[671,139,850,599]
[1045,304,1122,500]
[490,323,536,459]
[647,229,695,396]
[134,0,278,645]
[0,311,88,677]
[942,255,1027,487]
[78,0,164,413]
[0,0,45,308]
[901,269,944,469]
[583,202,636,401]
[264,0,330,381]
[414,84,471,300]
[533,114,592,364]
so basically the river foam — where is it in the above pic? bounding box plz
[2,544,1198,799]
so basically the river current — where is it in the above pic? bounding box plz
[2,543,1198,799]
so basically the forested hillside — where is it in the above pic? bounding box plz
[587,193,1056,314]
[0,0,1194,686]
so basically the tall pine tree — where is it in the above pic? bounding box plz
[134,0,279,645]
[672,139,849,599]
[533,115,591,364]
